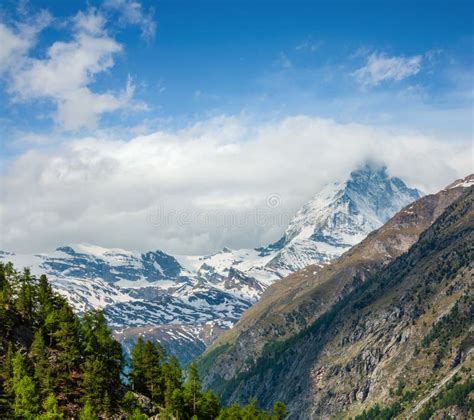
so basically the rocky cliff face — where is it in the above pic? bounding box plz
[199,176,473,418]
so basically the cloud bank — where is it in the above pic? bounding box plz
[0,115,471,255]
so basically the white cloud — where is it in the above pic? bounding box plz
[0,24,30,72]
[72,9,106,35]
[0,10,52,73]
[274,52,293,69]
[0,115,470,254]
[0,9,138,130]
[104,0,156,40]
[354,52,422,87]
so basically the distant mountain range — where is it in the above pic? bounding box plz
[0,164,423,363]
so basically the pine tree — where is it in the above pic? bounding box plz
[198,389,221,419]
[129,407,148,420]
[82,358,108,410]
[240,400,259,420]
[184,362,202,418]
[43,294,69,347]
[36,275,57,328]
[130,337,165,403]
[38,393,63,419]
[81,310,123,411]
[12,352,39,418]
[169,388,186,419]
[1,342,14,396]
[163,354,183,393]
[0,263,14,337]
[272,401,288,420]
[130,336,147,394]
[15,268,36,321]
[78,400,98,420]
[30,330,53,396]
[217,402,243,420]
[0,379,12,418]
[51,305,81,376]
[143,340,165,403]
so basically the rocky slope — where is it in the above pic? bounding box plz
[0,165,422,363]
[198,177,473,418]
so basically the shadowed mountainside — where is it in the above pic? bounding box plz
[199,176,473,419]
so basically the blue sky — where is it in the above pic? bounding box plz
[0,0,472,253]
[1,0,472,144]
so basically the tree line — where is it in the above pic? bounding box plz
[0,262,287,418]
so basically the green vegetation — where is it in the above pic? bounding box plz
[128,337,288,419]
[218,400,289,419]
[417,376,474,420]
[353,402,402,420]
[421,294,473,369]
[0,263,123,417]
[352,384,419,420]
[0,262,288,418]
[197,343,231,379]
[353,375,473,420]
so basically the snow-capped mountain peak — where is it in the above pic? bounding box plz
[282,180,347,245]
[265,164,421,274]
[283,164,421,248]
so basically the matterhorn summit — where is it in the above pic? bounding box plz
[265,164,422,274]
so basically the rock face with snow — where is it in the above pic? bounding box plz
[0,164,422,363]
[179,164,421,282]
[265,164,421,274]
[0,245,251,363]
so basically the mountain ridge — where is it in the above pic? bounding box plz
[199,174,473,393]
[0,165,425,363]
[198,177,473,418]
